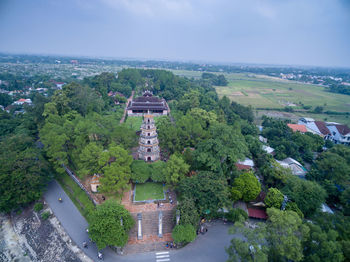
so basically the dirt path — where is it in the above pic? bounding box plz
[120,91,135,124]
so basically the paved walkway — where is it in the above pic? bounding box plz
[44,180,234,262]
[120,91,135,124]
[121,187,176,213]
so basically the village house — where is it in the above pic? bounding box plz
[262,145,275,155]
[276,157,307,178]
[13,98,32,106]
[235,158,255,171]
[326,123,350,145]
[298,117,331,139]
[287,123,308,133]
[127,91,168,116]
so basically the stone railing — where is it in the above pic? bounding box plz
[62,164,98,206]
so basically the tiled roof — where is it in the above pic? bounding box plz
[235,163,252,170]
[314,121,330,135]
[335,124,350,135]
[287,124,307,133]
[247,208,268,219]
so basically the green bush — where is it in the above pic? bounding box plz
[34,202,44,212]
[150,161,166,182]
[225,208,248,223]
[172,224,196,245]
[177,197,199,227]
[264,188,284,209]
[131,160,151,183]
[41,211,51,220]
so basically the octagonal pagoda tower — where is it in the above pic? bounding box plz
[138,114,160,161]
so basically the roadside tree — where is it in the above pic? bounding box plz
[88,200,134,249]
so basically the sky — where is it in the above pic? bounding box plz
[0,0,350,67]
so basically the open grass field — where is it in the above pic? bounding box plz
[215,73,350,113]
[124,115,168,131]
[170,69,350,125]
[134,182,164,201]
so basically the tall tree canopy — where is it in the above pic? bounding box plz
[177,171,229,216]
[231,172,261,202]
[88,200,134,250]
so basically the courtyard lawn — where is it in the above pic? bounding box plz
[134,182,164,201]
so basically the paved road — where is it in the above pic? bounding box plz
[44,180,233,262]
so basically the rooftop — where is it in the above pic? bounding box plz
[334,124,350,135]
[247,208,268,220]
[287,124,307,133]
[314,121,331,135]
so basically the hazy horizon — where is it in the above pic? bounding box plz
[1,0,350,68]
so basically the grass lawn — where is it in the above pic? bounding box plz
[56,173,95,221]
[124,115,168,131]
[134,182,164,201]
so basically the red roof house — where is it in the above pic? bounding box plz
[287,124,307,133]
[247,208,268,220]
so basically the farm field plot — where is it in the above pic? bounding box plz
[215,73,350,113]
[134,182,164,201]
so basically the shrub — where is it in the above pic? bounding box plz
[131,160,151,183]
[172,224,196,245]
[264,188,284,209]
[177,197,199,227]
[150,161,166,182]
[34,202,44,212]
[225,208,248,223]
[41,211,51,220]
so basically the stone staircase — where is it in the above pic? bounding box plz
[125,209,175,254]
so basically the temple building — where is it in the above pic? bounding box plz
[138,115,160,162]
[127,91,168,116]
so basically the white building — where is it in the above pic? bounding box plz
[276,157,307,178]
[13,98,32,106]
[327,124,350,145]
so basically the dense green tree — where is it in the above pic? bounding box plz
[303,223,344,262]
[177,90,200,113]
[0,135,50,212]
[157,117,182,154]
[177,197,200,227]
[131,160,151,183]
[193,123,248,176]
[231,172,261,202]
[77,142,104,178]
[165,155,189,186]
[267,208,309,261]
[177,171,229,215]
[88,200,134,249]
[0,93,12,107]
[228,208,309,262]
[172,224,196,245]
[150,161,166,182]
[98,144,132,195]
[111,125,138,149]
[264,188,284,209]
[282,175,327,217]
